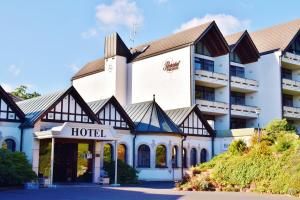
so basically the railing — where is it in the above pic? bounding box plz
[283,106,300,118]
[195,70,228,82]
[231,104,258,118]
[231,76,258,88]
[282,78,300,92]
[283,52,300,63]
[196,99,229,114]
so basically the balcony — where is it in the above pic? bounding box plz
[195,70,228,88]
[231,76,259,93]
[231,104,258,118]
[283,106,300,119]
[196,99,229,115]
[282,78,300,94]
[282,52,300,69]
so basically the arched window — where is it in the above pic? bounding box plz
[190,148,197,166]
[2,139,16,152]
[172,146,178,168]
[104,143,113,162]
[182,148,187,168]
[156,145,167,168]
[200,149,208,163]
[138,145,150,168]
[118,144,127,164]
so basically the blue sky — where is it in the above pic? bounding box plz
[1,0,300,94]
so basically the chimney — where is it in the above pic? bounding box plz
[104,33,132,60]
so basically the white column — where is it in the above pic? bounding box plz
[93,141,101,183]
[113,140,118,185]
[32,139,40,175]
[50,138,55,185]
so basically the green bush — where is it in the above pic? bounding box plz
[265,119,296,141]
[103,159,138,184]
[228,139,247,155]
[0,149,37,186]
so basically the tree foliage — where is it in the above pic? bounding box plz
[0,149,37,186]
[11,85,40,100]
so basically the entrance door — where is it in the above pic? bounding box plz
[53,140,94,183]
[53,142,78,182]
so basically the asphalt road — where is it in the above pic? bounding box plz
[0,182,298,200]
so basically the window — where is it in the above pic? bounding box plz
[190,148,197,167]
[156,145,167,168]
[200,149,207,163]
[2,139,16,152]
[282,68,292,80]
[104,143,113,162]
[118,144,127,164]
[231,91,245,105]
[283,94,293,107]
[195,86,215,101]
[195,57,214,72]
[138,145,150,168]
[230,65,245,78]
[231,118,247,129]
[182,148,187,168]
[287,36,300,55]
[195,41,211,56]
[230,52,241,63]
[171,146,178,168]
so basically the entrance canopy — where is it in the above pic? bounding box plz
[35,122,118,141]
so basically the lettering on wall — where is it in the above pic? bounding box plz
[71,127,106,138]
[163,59,180,72]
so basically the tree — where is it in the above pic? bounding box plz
[11,85,40,100]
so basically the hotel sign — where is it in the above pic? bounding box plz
[163,59,180,72]
[35,122,117,141]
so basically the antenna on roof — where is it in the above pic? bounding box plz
[153,94,156,101]
[129,22,138,47]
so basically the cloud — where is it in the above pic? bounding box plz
[1,83,13,92]
[81,28,99,39]
[8,65,21,76]
[81,0,143,39]
[174,14,251,35]
[68,64,80,73]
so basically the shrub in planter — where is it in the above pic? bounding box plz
[103,159,138,184]
[228,139,247,155]
[0,149,36,186]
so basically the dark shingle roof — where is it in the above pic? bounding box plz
[124,99,182,134]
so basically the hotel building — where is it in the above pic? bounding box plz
[73,18,300,133]
[1,18,300,184]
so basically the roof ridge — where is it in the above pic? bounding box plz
[251,18,300,34]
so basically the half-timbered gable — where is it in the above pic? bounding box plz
[166,105,214,137]
[88,96,134,130]
[17,86,98,127]
[0,86,24,122]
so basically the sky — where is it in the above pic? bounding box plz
[1,0,300,94]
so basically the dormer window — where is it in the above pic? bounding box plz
[287,36,300,55]
[195,41,211,56]
[230,52,242,63]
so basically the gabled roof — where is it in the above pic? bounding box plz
[17,86,98,127]
[0,85,25,121]
[250,18,300,54]
[166,105,214,136]
[72,21,229,80]
[88,96,135,129]
[225,31,260,64]
[72,58,105,80]
[131,21,229,61]
[124,98,182,134]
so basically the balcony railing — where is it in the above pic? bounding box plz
[282,78,300,93]
[283,106,300,119]
[231,76,258,92]
[195,70,228,87]
[231,104,258,118]
[196,99,229,115]
[282,52,300,67]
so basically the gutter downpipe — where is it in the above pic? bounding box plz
[20,127,24,152]
[181,135,187,180]
[211,131,216,158]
